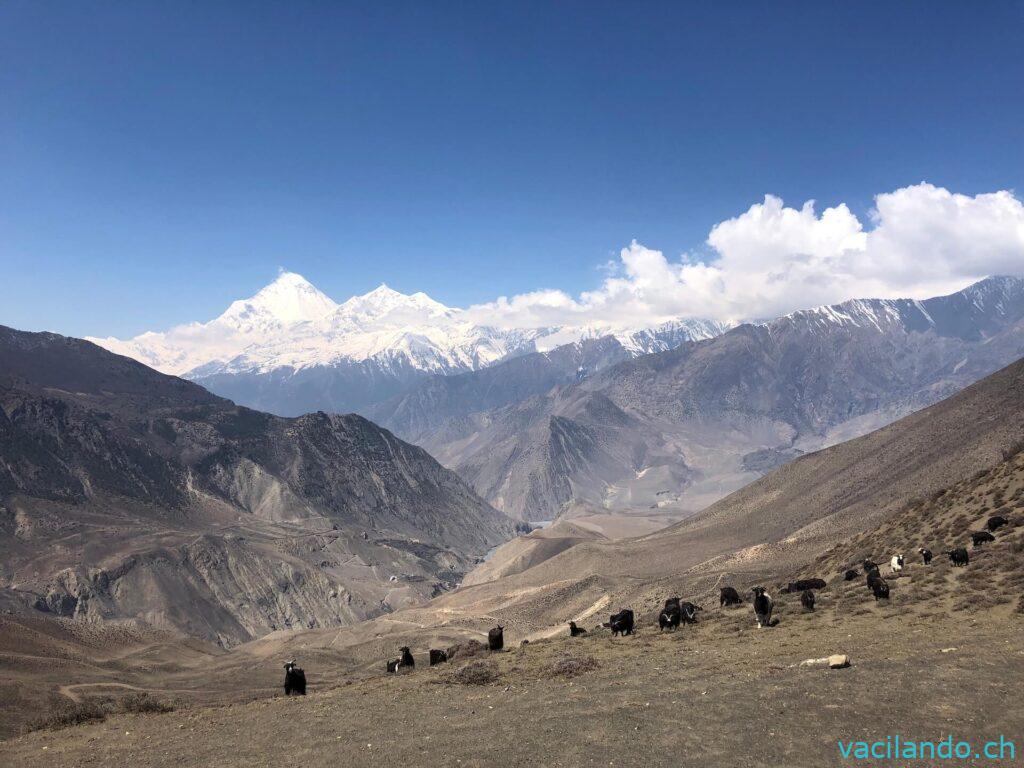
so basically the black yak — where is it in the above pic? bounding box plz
[658,599,681,631]
[658,608,680,631]
[971,531,995,547]
[946,548,969,566]
[800,590,815,611]
[782,578,826,593]
[986,515,1009,532]
[751,587,773,628]
[488,626,504,651]
[680,602,703,624]
[283,660,307,695]
[720,586,742,606]
[607,609,635,636]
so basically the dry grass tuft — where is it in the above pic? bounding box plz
[26,699,110,732]
[119,692,175,714]
[549,654,599,678]
[449,660,499,686]
[24,692,176,733]
[446,640,488,661]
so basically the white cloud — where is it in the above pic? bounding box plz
[467,183,1024,328]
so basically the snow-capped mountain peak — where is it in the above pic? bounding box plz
[219,271,338,331]
[332,283,457,328]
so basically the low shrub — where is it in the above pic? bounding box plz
[27,699,110,732]
[450,660,499,686]
[119,692,175,714]
[446,640,487,661]
[549,654,599,678]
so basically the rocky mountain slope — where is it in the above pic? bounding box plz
[0,325,514,646]
[90,272,727,416]
[409,276,1024,520]
[368,336,637,454]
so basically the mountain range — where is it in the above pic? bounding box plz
[374,276,1024,520]
[89,274,1024,524]
[89,272,728,416]
[0,325,513,647]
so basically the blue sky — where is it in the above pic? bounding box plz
[1,2,1023,338]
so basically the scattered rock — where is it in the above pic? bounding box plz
[797,654,850,669]
[798,657,830,667]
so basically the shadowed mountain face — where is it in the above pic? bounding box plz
[367,336,634,446]
[0,326,514,646]
[379,277,1024,520]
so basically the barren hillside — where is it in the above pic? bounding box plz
[0,326,514,647]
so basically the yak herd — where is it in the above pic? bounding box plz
[281,513,1013,695]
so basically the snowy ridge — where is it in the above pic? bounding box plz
[778,298,913,332]
[88,272,727,380]
[770,276,1024,336]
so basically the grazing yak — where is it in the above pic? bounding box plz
[871,579,890,601]
[385,647,414,672]
[488,626,504,651]
[800,590,815,612]
[720,586,743,606]
[680,602,703,624]
[429,649,449,666]
[866,570,890,600]
[658,608,680,632]
[283,660,307,696]
[607,609,635,636]
[659,599,681,632]
[986,515,1009,532]
[865,570,889,600]
[946,547,969,566]
[918,547,933,565]
[844,569,859,581]
[568,621,587,637]
[890,554,904,573]
[971,531,995,547]
[751,587,774,628]
[781,578,826,593]
[385,646,416,673]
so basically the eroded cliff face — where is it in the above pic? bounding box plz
[0,326,514,646]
